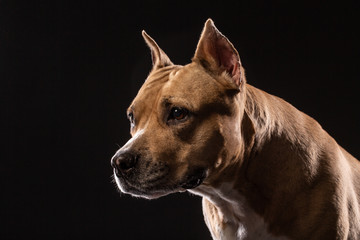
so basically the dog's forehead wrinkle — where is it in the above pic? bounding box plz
[146,65,182,84]
[134,66,182,103]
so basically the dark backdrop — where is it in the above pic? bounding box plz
[2,1,359,239]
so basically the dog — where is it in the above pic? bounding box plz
[111,19,360,239]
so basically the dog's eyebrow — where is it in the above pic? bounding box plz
[160,97,173,107]
[161,96,195,110]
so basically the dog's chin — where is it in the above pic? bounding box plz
[120,187,176,200]
[113,168,207,199]
[114,175,183,199]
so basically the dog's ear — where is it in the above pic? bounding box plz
[193,19,243,88]
[142,30,173,69]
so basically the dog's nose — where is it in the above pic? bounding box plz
[111,151,138,174]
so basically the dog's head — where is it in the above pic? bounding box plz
[111,19,250,199]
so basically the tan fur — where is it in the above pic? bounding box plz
[111,19,360,239]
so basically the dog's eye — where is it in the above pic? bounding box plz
[168,107,189,121]
[128,112,135,127]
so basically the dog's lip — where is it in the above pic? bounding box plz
[181,177,204,189]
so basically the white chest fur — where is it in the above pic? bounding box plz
[189,183,290,240]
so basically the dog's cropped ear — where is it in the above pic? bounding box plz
[142,30,173,69]
[193,19,243,88]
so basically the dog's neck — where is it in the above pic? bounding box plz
[242,84,324,198]
[188,84,279,211]
[244,84,304,146]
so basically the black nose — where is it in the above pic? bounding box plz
[111,151,138,175]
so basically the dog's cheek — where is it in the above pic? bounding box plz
[183,126,226,171]
[171,120,199,142]
[145,120,224,181]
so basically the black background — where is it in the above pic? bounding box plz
[2,1,360,239]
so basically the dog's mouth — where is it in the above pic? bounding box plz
[180,168,207,189]
[113,167,207,199]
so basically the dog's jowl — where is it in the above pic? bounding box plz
[111,19,360,240]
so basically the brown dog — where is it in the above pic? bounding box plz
[111,19,360,239]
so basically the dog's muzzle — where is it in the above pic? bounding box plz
[111,149,207,199]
